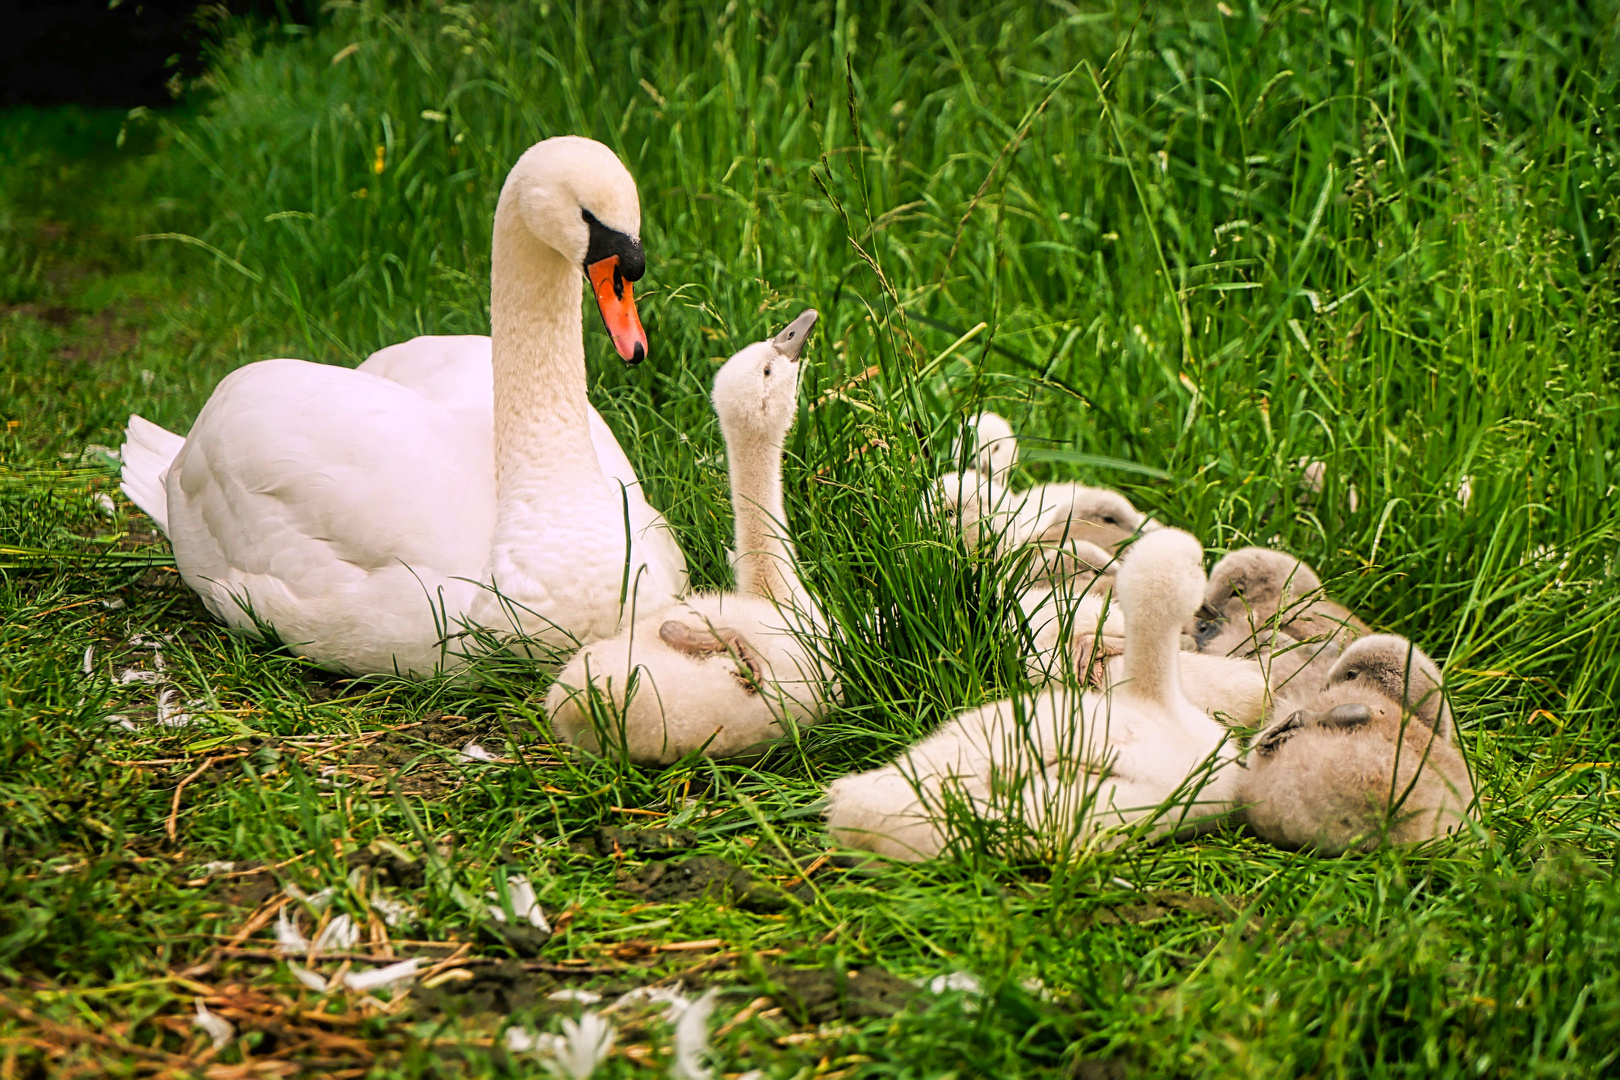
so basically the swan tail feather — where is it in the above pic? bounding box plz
[120,414,183,536]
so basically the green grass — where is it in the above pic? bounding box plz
[3,0,1620,1074]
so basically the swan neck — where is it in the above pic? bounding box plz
[489,197,599,491]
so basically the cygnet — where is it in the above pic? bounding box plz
[545,311,835,764]
[1192,547,1370,704]
[1238,635,1473,853]
[933,413,1154,560]
[1016,540,1268,727]
[825,528,1240,862]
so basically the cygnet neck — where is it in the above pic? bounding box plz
[721,412,801,608]
[486,192,605,532]
[1120,591,1189,710]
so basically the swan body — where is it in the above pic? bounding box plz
[1239,635,1473,853]
[120,138,688,676]
[546,311,835,764]
[826,528,1240,861]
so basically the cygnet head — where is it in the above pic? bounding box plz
[502,136,648,362]
[1205,547,1322,609]
[1193,547,1324,651]
[954,411,1018,485]
[1319,633,1452,739]
[712,309,817,444]
[1032,486,1150,553]
[1114,527,1207,629]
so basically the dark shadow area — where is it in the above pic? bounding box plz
[0,0,320,108]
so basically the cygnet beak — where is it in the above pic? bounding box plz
[771,308,818,361]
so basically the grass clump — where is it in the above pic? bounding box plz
[2,0,1619,1075]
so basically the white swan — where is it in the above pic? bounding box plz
[825,528,1240,861]
[118,137,688,676]
[546,310,834,764]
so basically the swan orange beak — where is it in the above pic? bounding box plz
[587,255,648,364]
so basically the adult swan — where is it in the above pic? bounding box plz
[119,137,689,676]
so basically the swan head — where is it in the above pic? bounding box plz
[505,136,649,363]
[712,309,817,442]
[953,411,1018,484]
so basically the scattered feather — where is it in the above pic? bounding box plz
[1020,976,1052,999]
[929,972,983,995]
[118,669,161,685]
[734,1073,766,1080]
[199,860,235,875]
[275,909,310,953]
[669,987,718,1080]
[156,689,192,729]
[371,896,418,927]
[286,883,337,912]
[549,989,603,1005]
[288,963,329,992]
[81,646,94,675]
[93,492,117,516]
[109,715,137,730]
[553,1011,616,1079]
[100,597,125,610]
[1298,458,1327,495]
[313,913,359,952]
[1457,475,1474,508]
[459,740,497,762]
[343,957,422,993]
[193,1000,233,1050]
[487,874,551,932]
[505,1027,565,1056]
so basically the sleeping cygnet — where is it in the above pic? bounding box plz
[1192,547,1371,703]
[545,311,835,765]
[824,528,1241,862]
[1238,635,1473,854]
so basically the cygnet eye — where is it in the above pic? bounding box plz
[1102,515,1119,525]
[1343,669,1358,680]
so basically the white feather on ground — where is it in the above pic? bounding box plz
[486,874,551,932]
[275,908,310,953]
[669,988,719,1080]
[312,914,358,951]
[193,1000,233,1050]
[343,957,422,993]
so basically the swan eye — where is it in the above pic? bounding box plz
[1343,670,1358,680]
[1102,515,1118,525]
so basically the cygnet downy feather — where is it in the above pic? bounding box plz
[1238,635,1473,853]
[825,528,1240,862]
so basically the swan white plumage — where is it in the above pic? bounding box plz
[546,310,835,764]
[118,137,688,676]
